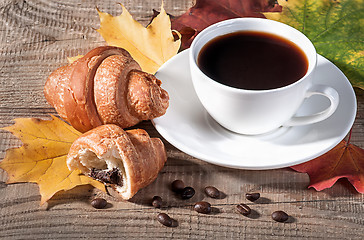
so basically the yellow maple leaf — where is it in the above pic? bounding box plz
[96,3,181,74]
[0,115,105,205]
[67,54,83,64]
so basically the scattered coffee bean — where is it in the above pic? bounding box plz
[245,192,260,202]
[271,210,289,222]
[91,198,107,209]
[152,196,163,208]
[171,180,185,193]
[204,186,220,198]
[180,186,195,199]
[157,213,172,227]
[236,203,251,216]
[194,201,212,214]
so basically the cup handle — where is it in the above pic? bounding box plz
[283,84,339,127]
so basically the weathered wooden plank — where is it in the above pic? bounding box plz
[0,166,363,239]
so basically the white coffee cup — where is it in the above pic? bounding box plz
[189,18,339,135]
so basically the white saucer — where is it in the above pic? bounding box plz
[153,49,357,170]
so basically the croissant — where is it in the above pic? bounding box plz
[67,124,167,200]
[44,46,169,132]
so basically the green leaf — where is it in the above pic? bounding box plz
[265,0,364,89]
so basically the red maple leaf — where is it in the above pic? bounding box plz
[291,134,364,193]
[171,0,282,49]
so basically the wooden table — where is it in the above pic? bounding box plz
[1,1,363,239]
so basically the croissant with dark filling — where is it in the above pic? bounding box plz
[67,124,167,200]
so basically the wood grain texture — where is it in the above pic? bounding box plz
[0,0,363,239]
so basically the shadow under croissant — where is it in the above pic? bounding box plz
[42,145,245,209]
[126,161,231,214]
[45,185,101,210]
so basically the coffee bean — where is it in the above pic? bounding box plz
[152,196,162,208]
[194,201,212,214]
[271,210,289,222]
[245,192,260,202]
[236,203,251,216]
[91,198,107,209]
[157,213,172,227]
[204,186,220,198]
[180,187,195,199]
[171,180,185,193]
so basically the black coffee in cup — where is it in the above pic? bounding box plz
[197,31,309,90]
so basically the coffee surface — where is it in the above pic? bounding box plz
[197,31,308,90]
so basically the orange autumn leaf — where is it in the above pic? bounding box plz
[96,3,181,74]
[0,115,105,204]
[291,139,364,193]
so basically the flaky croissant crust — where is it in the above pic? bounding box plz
[44,46,169,132]
[67,124,167,200]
